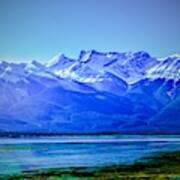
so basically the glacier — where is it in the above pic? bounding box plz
[0,50,179,134]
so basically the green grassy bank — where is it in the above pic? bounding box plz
[1,151,180,180]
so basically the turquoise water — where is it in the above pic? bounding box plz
[0,135,180,175]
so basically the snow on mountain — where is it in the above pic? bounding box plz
[0,50,179,94]
[84,72,128,96]
[0,61,28,83]
[101,51,158,84]
[25,60,59,81]
[46,50,160,84]
[46,53,76,70]
[25,60,44,71]
[0,50,179,134]
[147,55,180,81]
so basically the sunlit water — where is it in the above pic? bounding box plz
[0,135,180,175]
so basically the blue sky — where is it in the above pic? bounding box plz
[0,0,180,62]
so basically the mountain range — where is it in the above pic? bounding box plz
[0,50,179,134]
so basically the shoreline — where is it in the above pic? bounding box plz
[1,151,180,180]
[1,132,180,138]
[1,137,180,145]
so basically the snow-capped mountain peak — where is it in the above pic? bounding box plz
[79,49,107,62]
[0,51,179,85]
[169,53,180,59]
[25,60,44,71]
[46,53,76,74]
[0,62,28,83]
[0,50,180,134]
[46,53,65,67]
[147,55,180,81]
[41,50,180,85]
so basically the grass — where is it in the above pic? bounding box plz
[1,151,180,180]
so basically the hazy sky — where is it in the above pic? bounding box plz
[0,0,180,62]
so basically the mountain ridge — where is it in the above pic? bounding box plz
[0,50,179,134]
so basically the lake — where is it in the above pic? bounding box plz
[0,135,180,176]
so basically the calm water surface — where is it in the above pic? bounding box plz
[0,135,180,175]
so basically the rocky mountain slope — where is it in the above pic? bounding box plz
[0,50,179,134]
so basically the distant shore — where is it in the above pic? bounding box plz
[1,136,180,145]
[1,132,180,138]
[2,151,180,180]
